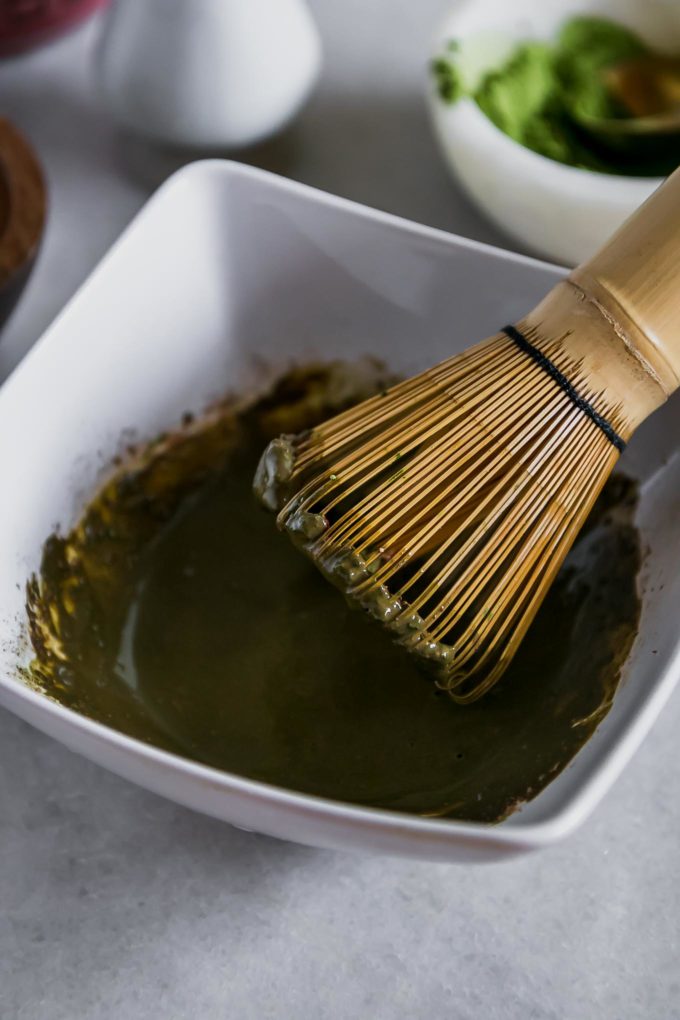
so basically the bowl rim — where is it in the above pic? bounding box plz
[1,158,677,854]
[432,93,666,189]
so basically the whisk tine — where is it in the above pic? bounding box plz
[253,311,636,702]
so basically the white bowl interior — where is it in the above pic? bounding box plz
[0,161,678,857]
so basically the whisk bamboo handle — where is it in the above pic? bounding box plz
[523,167,680,439]
[572,166,680,399]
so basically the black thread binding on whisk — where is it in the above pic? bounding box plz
[502,324,626,453]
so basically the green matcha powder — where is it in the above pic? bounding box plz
[433,16,678,176]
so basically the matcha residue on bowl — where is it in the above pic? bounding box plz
[432,15,677,176]
[23,363,642,825]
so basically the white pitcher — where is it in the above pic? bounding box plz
[97,0,322,149]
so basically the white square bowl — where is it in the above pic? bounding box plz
[1,161,678,863]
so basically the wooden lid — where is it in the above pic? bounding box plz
[0,117,46,289]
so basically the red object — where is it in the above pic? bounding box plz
[0,0,109,56]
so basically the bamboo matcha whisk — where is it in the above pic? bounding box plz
[254,169,680,703]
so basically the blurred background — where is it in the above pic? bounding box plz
[0,0,508,383]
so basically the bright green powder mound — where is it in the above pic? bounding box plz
[433,16,676,176]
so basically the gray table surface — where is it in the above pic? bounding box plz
[1,5,678,1019]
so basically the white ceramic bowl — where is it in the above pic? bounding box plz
[428,0,680,265]
[97,0,322,149]
[1,161,679,862]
